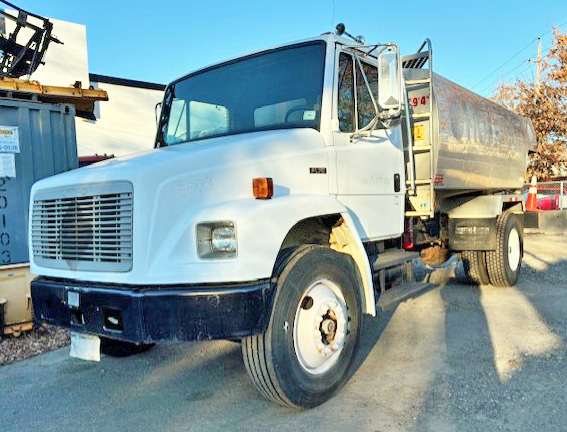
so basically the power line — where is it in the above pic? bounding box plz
[479,60,530,95]
[472,22,567,91]
[478,36,560,95]
[479,52,536,94]
[481,63,536,97]
[471,38,538,90]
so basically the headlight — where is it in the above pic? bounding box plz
[211,226,237,253]
[196,221,237,258]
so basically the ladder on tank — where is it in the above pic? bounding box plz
[402,39,435,218]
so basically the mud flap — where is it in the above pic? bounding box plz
[70,332,101,362]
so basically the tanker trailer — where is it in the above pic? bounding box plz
[402,39,537,286]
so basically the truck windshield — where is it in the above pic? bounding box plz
[157,42,326,146]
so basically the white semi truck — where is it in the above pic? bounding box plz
[30,26,536,408]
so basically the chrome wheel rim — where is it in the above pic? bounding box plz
[508,227,521,272]
[293,279,348,375]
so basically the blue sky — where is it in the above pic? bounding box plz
[18,0,567,96]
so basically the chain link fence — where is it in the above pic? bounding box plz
[522,181,567,210]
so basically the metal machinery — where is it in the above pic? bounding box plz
[0,0,62,79]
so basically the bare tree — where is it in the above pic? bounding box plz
[493,28,567,181]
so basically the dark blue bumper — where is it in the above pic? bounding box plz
[31,277,275,343]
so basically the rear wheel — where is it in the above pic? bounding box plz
[242,245,362,408]
[486,211,523,287]
[461,250,490,285]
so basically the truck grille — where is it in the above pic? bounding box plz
[31,182,133,272]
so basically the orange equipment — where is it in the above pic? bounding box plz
[526,176,538,212]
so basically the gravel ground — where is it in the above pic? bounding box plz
[1,233,566,432]
[0,324,69,366]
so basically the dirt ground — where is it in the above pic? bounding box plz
[0,324,69,366]
[1,233,566,432]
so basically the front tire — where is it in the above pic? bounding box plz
[486,211,523,287]
[242,245,362,408]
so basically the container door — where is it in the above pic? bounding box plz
[333,50,405,241]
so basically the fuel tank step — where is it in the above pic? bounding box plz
[371,250,420,271]
[376,282,435,312]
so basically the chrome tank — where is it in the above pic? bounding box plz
[405,69,537,192]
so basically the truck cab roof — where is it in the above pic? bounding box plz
[169,33,378,86]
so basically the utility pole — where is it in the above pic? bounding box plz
[529,38,543,94]
[537,38,542,93]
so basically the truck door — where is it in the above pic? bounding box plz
[333,48,405,241]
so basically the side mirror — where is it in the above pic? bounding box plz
[155,102,162,126]
[377,45,402,116]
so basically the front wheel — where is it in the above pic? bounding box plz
[486,211,523,287]
[242,245,362,408]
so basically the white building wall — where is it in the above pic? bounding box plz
[76,80,164,157]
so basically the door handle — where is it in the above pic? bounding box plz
[394,174,401,192]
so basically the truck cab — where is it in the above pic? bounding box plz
[30,30,533,408]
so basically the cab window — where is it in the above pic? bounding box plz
[356,61,378,129]
[338,53,355,132]
[337,52,378,132]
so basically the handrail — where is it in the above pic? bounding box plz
[403,79,416,195]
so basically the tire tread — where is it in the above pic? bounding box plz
[242,333,293,407]
[462,250,490,285]
[486,211,520,287]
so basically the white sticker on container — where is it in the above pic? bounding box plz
[303,110,316,120]
[0,153,16,177]
[0,126,20,153]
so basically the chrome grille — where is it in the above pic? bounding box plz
[31,182,133,272]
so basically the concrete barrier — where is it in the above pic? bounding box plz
[525,210,567,234]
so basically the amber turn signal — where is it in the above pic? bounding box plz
[253,177,273,199]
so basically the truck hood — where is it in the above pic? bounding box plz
[30,127,331,284]
[35,128,326,190]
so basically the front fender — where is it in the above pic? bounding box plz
[148,194,375,314]
[149,195,345,282]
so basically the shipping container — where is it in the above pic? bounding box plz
[0,98,78,266]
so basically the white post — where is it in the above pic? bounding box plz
[561,181,564,210]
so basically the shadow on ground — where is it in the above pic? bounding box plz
[413,235,567,432]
